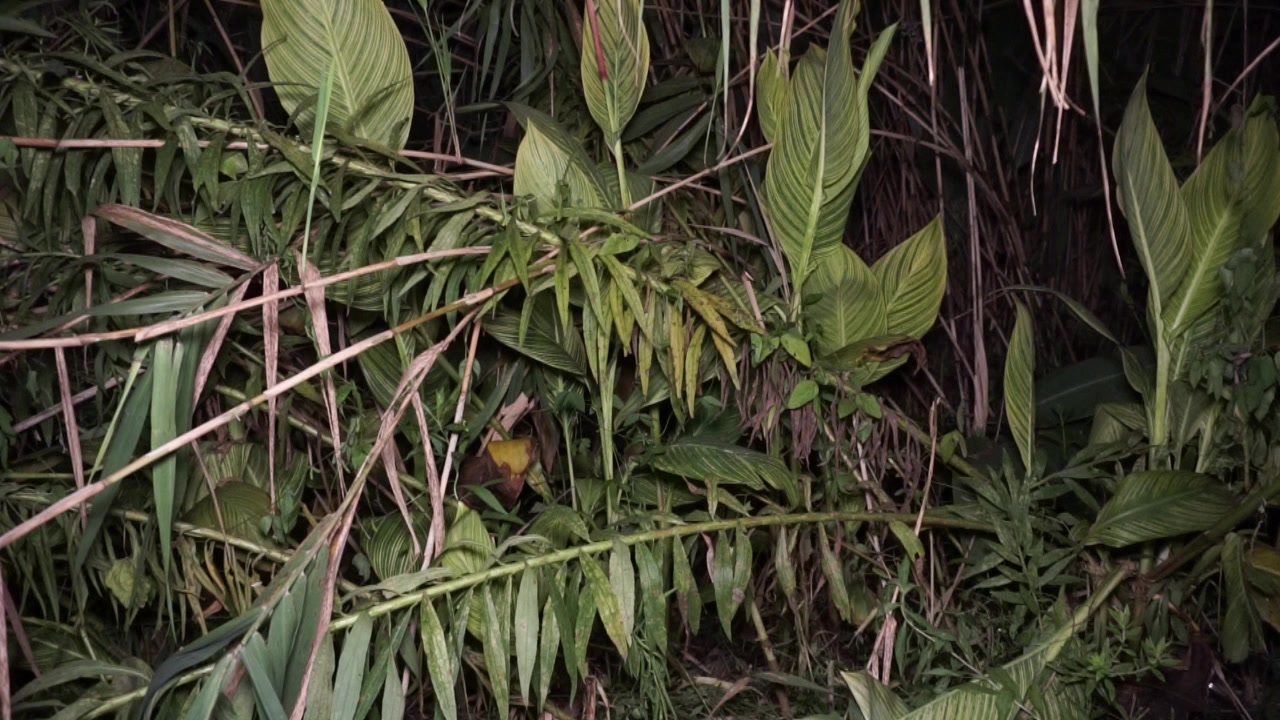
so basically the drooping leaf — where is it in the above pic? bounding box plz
[842,670,910,719]
[1035,355,1136,428]
[483,586,511,719]
[580,0,649,146]
[1086,471,1237,547]
[485,298,590,377]
[873,215,948,339]
[260,0,414,148]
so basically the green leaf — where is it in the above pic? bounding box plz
[774,527,797,601]
[609,541,636,638]
[485,298,590,376]
[420,600,457,720]
[1113,73,1192,316]
[1086,471,1237,547]
[1035,356,1135,428]
[580,0,649,145]
[888,521,924,561]
[1223,534,1263,663]
[483,586,511,719]
[634,542,667,656]
[806,246,887,357]
[786,380,819,409]
[1237,98,1280,247]
[1004,301,1036,472]
[331,614,373,720]
[150,338,181,574]
[651,439,798,506]
[818,525,850,623]
[756,50,788,144]
[537,592,562,711]
[873,215,947,339]
[260,0,414,148]
[672,537,700,636]
[761,0,866,294]
[515,570,540,702]
[581,555,629,660]
[1162,119,1247,340]
[242,633,288,720]
[511,105,609,212]
[713,532,737,637]
[842,670,910,719]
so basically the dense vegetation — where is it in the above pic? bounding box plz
[1,0,1279,718]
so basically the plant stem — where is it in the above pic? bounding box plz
[329,509,996,631]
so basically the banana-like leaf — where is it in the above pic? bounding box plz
[1161,116,1247,340]
[1085,471,1237,547]
[761,0,863,293]
[650,439,799,506]
[873,215,947,340]
[1237,98,1280,247]
[757,50,789,144]
[511,104,609,212]
[807,246,887,357]
[580,0,649,146]
[841,671,910,718]
[260,0,413,149]
[1112,73,1191,317]
[1004,301,1036,472]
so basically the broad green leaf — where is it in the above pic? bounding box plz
[581,555,629,660]
[1223,534,1263,662]
[331,614,373,720]
[420,600,457,720]
[807,246,887,357]
[580,0,649,146]
[1162,118,1247,339]
[1237,98,1280,247]
[485,298,590,376]
[786,379,819,409]
[873,215,947,339]
[483,588,511,719]
[651,439,798,506]
[1086,471,1237,547]
[260,0,414,148]
[1035,356,1135,428]
[757,50,788,144]
[761,0,864,293]
[1113,73,1192,316]
[511,105,609,212]
[1004,301,1036,472]
[842,670,910,719]
[515,570,540,701]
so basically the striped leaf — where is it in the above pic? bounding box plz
[1004,301,1036,472]
[1223,533,1264,662]
[1112,73,1192,317]
[756,50,789,144]
[873,215,947,339]
[537,592,561,711]
[806,246,887,357]
[1237,98,1280,247]
[511,104,609,213]
[651,439,798,506]
[515,570,540,702]
[1085,471,1237,547]
[260,0,413,149]
[580,0,649,145]
[483,587,511,719]
[761,0,865,294]
[1161,118,1247,340]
